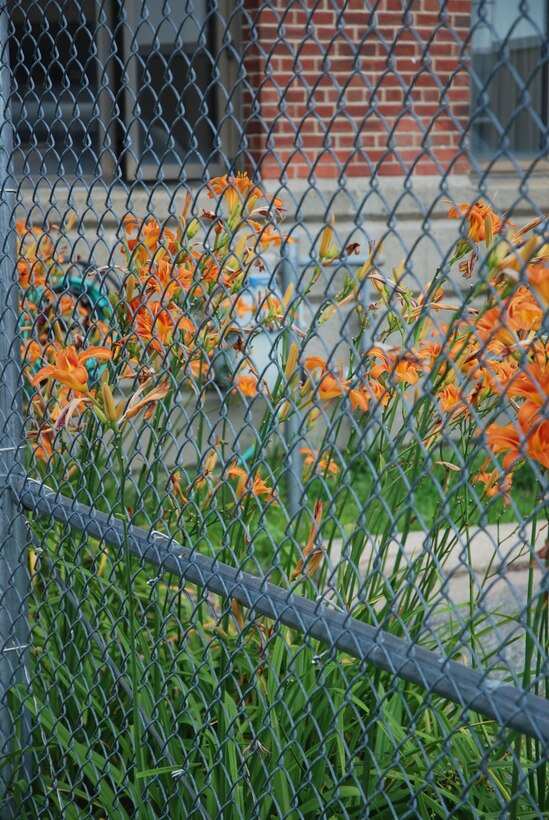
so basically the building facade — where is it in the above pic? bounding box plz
[9,0,549,283]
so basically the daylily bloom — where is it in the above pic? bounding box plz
[368,346,422,386]
[304,357,371,412]
[527,264,549,308]
[436,384,469,417]
[227,465,276,502]
[235,374,259,397]
[207,172,283,213]
[475,287,542,347]
[22,340,45,366]
[416,341,442,370]
[472,469,512,504]
[485,398,549,471]
[134,302,195,355]
[446,200,506,243]
[506,286,544,333]
[18,258,47,290]
[246,220,291,248]
[504,360,549,408]
[300,448,340,477]
[139,258,194,301]
[32,345,112,393]
[305,357,350,398]
[123,215,177,268]
[366,378,391,408]
[28,427,54,462]
[479,356,519,397]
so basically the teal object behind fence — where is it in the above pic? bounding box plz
[20,269,113,382]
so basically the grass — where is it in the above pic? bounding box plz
[7,513,547,817]
[7,436,545,816]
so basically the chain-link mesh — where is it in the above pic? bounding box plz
[1,0,549,816]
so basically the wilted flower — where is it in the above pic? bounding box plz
[292,500,325,579]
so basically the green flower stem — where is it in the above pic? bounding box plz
[113,429,145,783]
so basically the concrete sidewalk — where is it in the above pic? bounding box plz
[329,522,546,579]
[329,523,547,675]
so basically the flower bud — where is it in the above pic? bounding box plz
[101,382,118,423]
[186,218,200,239]
[319,223,334,260]
[284,342,300,380]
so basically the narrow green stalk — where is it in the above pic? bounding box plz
[114,432,145,782]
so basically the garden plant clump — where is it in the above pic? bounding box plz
[11,176,549,816]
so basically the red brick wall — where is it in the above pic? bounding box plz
[242,0,471,179]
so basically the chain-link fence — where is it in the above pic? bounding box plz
[1,0,549,816]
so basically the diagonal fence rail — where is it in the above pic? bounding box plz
[12,475,549,745]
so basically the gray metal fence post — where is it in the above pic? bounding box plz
[0,1,31,798]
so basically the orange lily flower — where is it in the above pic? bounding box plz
[247,220,287,248]
[305,356,371,412]
[506,286,543,333]
[139,258,194,301]
[22,340,44,367]
[300,448,340,477]
[504,361,549,407]
[18,258,47,290]
[32,345,112,393]
[304,357,349,398]
[446,200,506,243]
[207,172,283,213]
[525,419,549,470]
[479,357,519,396]
[472,469,512,504]
[134,303,195,355]
[436,384,469,417]
[368,346,422,386]
[486,399,549,472]
[416,341,442,370]
[367,378,391,408]
[527,264,549,308]
[123,215,177,267]
[28,427,54,462]
[475,287,542,346]
[235,374,259,397]
[227,465,276,502]
[316,371,349,400]
[485,422,521,471]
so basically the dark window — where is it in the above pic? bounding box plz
[9,0,235,181]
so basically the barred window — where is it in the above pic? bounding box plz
[471,0,548,159]
[9,0,235,181]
